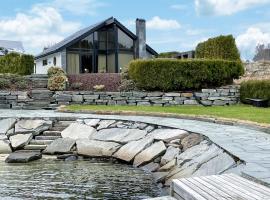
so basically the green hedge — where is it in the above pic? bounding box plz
[128,59,244,91]
[195,35,240,61]
[240,80,270,104]
[0,53,34,75]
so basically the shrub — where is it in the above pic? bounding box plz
[15,79,28,89]
[47,67,65,77]
[128,59,244,91]
[0,78,10,89]
[0,53,34,75]
[70,82,83,90]
[48,75,67,91]
[195,35,240,61]
[240,80,270,104]
[93,85,105,91]
[118,66,137,91]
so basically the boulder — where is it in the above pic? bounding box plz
[97,120,116,130]
[161,146,180,166]
[113,137,154,162]
[181,133,204,151]
[0,135,8,140]
[143,196,176,200]
[9,133,32,149]
[153,172,169,183]
[5,151,42,163]
[84,119,100,127]
[0,140,12,153]
[15,120,52,135]
[141,162,160,172]
[6,128,14,137]
[133,141,166,167]
[61,123,97,140]
[76,139,121,157]
[0,118,16,134]
[159,159,176,172]
[148,129,188,143]
[192,152,235,177]
[92,128,148,144]
[43,138,75,154]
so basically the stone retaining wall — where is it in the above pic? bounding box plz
[0,85,240,109]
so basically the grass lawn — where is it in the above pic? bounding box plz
[65,104,270,124]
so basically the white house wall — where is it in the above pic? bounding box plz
[35,53,62,74]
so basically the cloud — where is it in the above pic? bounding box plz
[236,25,270,60]
[0,5,81,54]
[51,0,107,15]
[170,4,188,10]
[147,16,181,30]
[195,0,270,16]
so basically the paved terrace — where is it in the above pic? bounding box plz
[0,109,269,186]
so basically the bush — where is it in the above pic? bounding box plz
[128,59,244,91]
[48,75,67,91]
[0,74,29,90]
[0,53,34,75]
[240,80,270,104]
[118,66,137,91]
[93,85,105,91]
[0,78,10,89]
[47,67,65,77]
[70,82,83,90]
[195,35,240,61]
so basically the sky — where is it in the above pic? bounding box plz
[0,0,269,60]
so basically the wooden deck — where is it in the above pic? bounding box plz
[170,174,270,200]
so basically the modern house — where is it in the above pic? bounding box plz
[0,40,25,56]
[35,17,158,74]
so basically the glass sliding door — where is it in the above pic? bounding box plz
[81,54,93,73]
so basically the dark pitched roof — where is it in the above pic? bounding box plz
[35,17,158,59]
[0,40,24,52]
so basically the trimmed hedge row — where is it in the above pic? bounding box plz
[128,59,244,91]
[0,53,34,75]
[195,35,240,61]
[240,80,270,104]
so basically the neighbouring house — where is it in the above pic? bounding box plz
[0,40,25,56]
[35,17,158,74]
[175,50,195,59]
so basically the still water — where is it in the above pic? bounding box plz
[0,159,162,200]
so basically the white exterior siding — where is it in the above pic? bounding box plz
[35,53,62,74]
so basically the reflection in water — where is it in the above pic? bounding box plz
[0,159,162,199]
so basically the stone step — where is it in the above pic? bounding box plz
[35,136,62,140]
[30,139,53,145]
[42,131,61,136]
[24,144,47,150]
[50,126,67,131]
[53,121,75,127]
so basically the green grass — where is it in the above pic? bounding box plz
[65,104,270,124]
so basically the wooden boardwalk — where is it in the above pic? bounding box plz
[170,174,270,200]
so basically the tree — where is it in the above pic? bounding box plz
[253,44,270,61]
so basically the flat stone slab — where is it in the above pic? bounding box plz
[144,197,176,200]
[9,133,32,149]
[148,129,188,142]
[15,119,51,135]
[5,151,42,163]
[84,119,100,127]
[76,139,121,157]
[141,162,160,172]
[61,123,97,140]
[181,133,204,151]
[97,120,116,130]
[113,137,154,162]
[92,128,148,144]
[0,140,12,153]
[134,141,166,167]
[0,118,16,134]
[161,146,180,166]
[43,138,75,154]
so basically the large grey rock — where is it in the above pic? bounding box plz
[5,151,42,163]
[161,146,180,166]
[0,140,12,153]
[9,133,32,149]
[141,162,160,172]
[153,172,169,183]
[181,133,204,151]
[192,152,235,176]
[133,141,166,167]
[15,120,52,135]
[113,137,154,162]
[93,128,148,144]
[43,138,75,154]
[84,119,100,127]
[159,159,176,172]
[76,139,121,157]
[61,123,97,140]
[148,129,188,143]
[143,196,176,200]
[97,120,116,130]
[0,118,16,134]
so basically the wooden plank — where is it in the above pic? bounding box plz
[172,179,207,200]
[191,177,233,200]
[180,178,218,200]
[200,176,248,200]
[222,174,270,198]
[225,174,270,196]
[213,175,264,200]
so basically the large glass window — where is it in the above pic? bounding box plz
[69,34,93,50]
[118,53,134,72]
[118,29,134,50]
[107,53,115,73]
[67,53,80,74]
[98,54,106,73]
